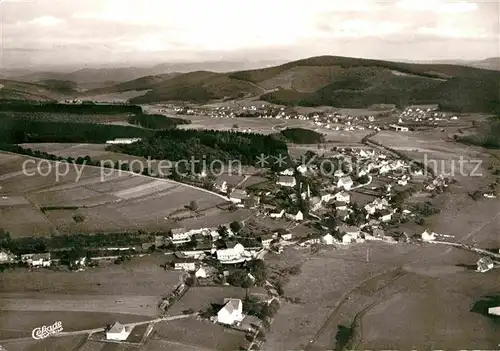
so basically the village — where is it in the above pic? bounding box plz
[2,132,499,349]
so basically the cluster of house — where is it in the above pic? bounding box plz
[399,106,458,123]
[169,226,293,267]
[0,252,52,268]
[105,138,142,145]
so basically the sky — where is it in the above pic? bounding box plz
[0,0,499,69]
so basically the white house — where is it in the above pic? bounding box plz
[338,225,360,240]
[195,266,207,278]
[260,234,274,248]
[337,176,353,190]
[217,298,244,325]
[279,168,294,176]
[105,138,141,145]
[488,306,500,316]
[216,243,245,262]
[296,165,308,174]
[170,228,190,243]
[106,322,132,341]
[322,233,335,245]
[277,176,296,187]
[421,230,436,242]
[173,256,196,271]
[342,233,356,244]
[335,191,350,203]
[286,210,303,221]
[0,250,12,263]
[280,232,293,241]
[229,189,248,204]
[389,124,409,132]
[214,180,228,193]
[21,253,51,267]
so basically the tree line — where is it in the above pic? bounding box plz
[109,129,289,166]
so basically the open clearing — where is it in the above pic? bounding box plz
[151,317,249,351]
[0,151,231,236]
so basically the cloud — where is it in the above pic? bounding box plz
[417,25,489,38]
[26,16,65,26]
[396,0,478,13]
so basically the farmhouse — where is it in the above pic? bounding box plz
[280,232,293,241]
[214,180,228,193]
[216,242,245,262]
[338,225,360,240]
[389,124,409,132]
[488,306,500,316]
[421,230,436,242]
[260,234,274,248]
[195,266,207,278]
[21,253,51,267]
[0,250,13,263]
[322,233,335,245]
[106,322,132,341]
[379,209,393,222]
[170,228,190,243]
[286,210,304,221]
[173,255,196,271]
[334,191,350,203]
[217,298,244,325]
[337,176,353,190]
[229,189,248,204]
[296,165,308,174]
[105,138,142,145]
[277,176,296,187]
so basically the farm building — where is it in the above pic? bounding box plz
[216,242,245,262]
[337,176,353,190]
[173,255,196,271]
[214,180,228,193]
[217,298,244,325]
[277,176,296,187]
[0,250,13,263]
[21,253,51,267]
[106,322,132,341]
[335,191,350,203]
[286,210,304,221]
[322,233,335,245]
[259,234,274,248]
[389,124,409,132]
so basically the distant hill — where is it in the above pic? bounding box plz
[403,57,500,71]
[8,60,286,89]
[98,55,500,114]
[5,56,500,114]
[0,79,73,101]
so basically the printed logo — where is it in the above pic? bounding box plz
[32,321,63,340]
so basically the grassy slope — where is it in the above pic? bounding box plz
[0,79,65,101]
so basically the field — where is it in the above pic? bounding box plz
[0,151,233,236]
[176,115,313,135]
[150,317,249,351]
[0,256,181,349]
